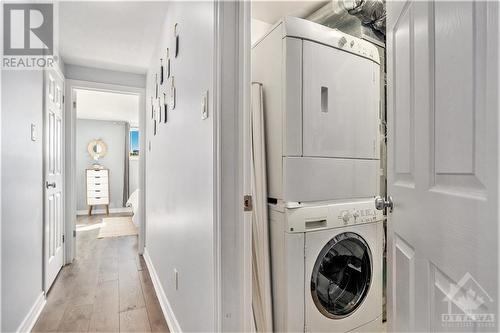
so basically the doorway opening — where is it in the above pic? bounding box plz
[73,88,140,233]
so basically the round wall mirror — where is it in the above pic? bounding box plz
[87,139,108,160]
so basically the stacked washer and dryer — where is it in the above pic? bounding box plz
[252,17,384,332]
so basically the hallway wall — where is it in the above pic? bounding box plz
[144,1,216,331]
[1,70,45,332]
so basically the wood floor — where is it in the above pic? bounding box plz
[33,213,169,333]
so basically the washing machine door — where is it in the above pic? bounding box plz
[310,232,372,319]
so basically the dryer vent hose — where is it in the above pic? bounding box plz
[343,0,386,35]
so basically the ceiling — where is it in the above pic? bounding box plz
[252,1,328,24]
[59,1,168,74]
[76,89,139,125]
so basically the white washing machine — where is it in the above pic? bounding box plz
[252,17,381,203]
[269,199,384,332]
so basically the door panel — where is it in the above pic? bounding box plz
[302,40,380,159]
[433,2,487,197]
[393,6,414,185]
[394,235,414,332]
[44,68,65,291]
[387,1,498,332]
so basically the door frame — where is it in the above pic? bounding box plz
[64,79,146,264]
[213,0,252,331]
[43,66,66,292]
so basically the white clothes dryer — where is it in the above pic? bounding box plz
[252,17,381,202]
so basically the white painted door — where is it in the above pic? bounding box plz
[44,68,65,291]
[387,1,499,331]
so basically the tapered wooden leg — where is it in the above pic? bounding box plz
[88,205,92,216]
[106,205,109,215]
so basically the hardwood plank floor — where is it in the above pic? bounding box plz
[33,213,169,333]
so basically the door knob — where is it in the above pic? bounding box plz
[46,181,56,189]
[375,196,393,213]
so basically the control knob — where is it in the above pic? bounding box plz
[341,211,350,223]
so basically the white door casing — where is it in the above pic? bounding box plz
[387,1,499,332]
[44,68,65,291]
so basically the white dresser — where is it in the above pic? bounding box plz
[86,168,110,215]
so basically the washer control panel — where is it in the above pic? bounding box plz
[284,199,383,233]
[338,207,380,226]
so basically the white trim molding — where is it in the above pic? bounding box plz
[16,292,46,333]
[143,248,181,333]
[213,1,252,331]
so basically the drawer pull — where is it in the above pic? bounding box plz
[305,219,327,230]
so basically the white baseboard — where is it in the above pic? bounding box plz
[76,207,133,215]
[17,292,46,333]
[143,248,182,333]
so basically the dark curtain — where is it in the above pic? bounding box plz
[123,122,130,206]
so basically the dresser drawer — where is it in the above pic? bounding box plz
[87,189,109,198]
[88,197,109,205]
[87,182,108,191]
[87,170,109,178]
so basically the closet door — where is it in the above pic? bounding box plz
[44,67,65,291]
[302,40,380,160]
[387,1,499,331]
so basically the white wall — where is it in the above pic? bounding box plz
[76,119,127,211]
[251,18,272,45]
[145,2,216,331]
[76,89,140,125]
[1,70,45,332]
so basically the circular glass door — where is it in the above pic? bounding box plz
[310,232,372,319]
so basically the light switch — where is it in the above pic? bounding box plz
[30,123,36,141]
[201,91,208,120]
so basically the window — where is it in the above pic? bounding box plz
[130,128,139,158]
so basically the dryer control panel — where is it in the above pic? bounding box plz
[284,199,383,233]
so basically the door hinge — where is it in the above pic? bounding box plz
[73,101,76,108]
[62,95,65,104]
[73,230,76,237]
[243,195,253,211]
[62,235,65,243]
